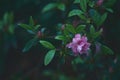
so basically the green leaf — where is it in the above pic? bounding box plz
[27,30,35,34]
[63,28,69,36]
[90,25,95,35]
[8,25,14,34]
[57,3,65,11]
[79,14,87,20]
[88,1,95,8]
[43,70,53,76]
[74,0,80,3]
[65,24,76,34]
[3,12,9,24]
[44,49,56,66]
[68,9,86,20]
[98,13,108,26]
[55,35,65,41]
[42,3,57,13]
[29,16,34,26]
[40,40,55,49]
[76,25,86,33]
[90,10,100,27]
[105,8,113,13]
[93,29,102,39]
[34,25,41,30]
[68,9,83,17]
[89,26,102,39]
[8,12,14,24]
[101,45,114,55]
[91,10,107,27]
[80,0,87,12]
[72,57,84,64]
[22,38,38,52]
[19,23,33,30]
[104,0,116,7]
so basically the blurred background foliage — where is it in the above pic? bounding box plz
[0,0,120,80]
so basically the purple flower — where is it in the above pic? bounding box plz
[66,34,91,56]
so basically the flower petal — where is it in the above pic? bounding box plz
[75,34,81,38]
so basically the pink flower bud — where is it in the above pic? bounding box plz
[37,31,42,38]
[109,67,113,73]
[61,24,65,30]
[97,0,104,6]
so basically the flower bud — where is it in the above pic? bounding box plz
[61,24,65,30]
[97,0,104,6]
[37,31,42,38]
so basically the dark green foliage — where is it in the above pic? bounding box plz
[40,40,55,49]
[44,49,56,65]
